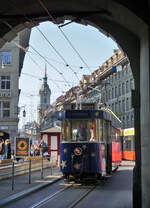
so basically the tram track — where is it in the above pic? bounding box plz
[68,185,96,208]
[29,183,74,208]
[29,182,96,208]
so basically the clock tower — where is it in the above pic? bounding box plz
[38,65,51,124]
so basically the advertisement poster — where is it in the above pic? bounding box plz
[15,137,30,157]
[100,142,106,176]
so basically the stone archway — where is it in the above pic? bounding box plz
[0,1,150,207]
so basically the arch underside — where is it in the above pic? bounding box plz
[1,1,150,207]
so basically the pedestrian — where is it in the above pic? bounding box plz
[5,139,11,159]
[0,139,5,160]
[30,144,35,156]
[34,144,40,155]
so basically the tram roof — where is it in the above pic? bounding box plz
[56,109,121,128]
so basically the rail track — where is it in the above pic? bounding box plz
[29,181,96,208]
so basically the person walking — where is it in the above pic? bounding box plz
[5,139,11,159]
[0,139,5,160]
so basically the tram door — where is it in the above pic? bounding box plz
[50,134,60,165]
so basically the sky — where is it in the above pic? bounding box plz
[18,21,118,128]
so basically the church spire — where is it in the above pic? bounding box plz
[45,63,47,77]
[38,64,51,124]
[44,63,47,84]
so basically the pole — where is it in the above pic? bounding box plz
[29,159,31,184]
[41,156,43,179]
[12,161,15,191]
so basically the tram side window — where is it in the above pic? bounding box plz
[103,120,110,142]
[99,119,103,141]
[125,139,131,150]
[62,120,70,141]
[111,127,121,142]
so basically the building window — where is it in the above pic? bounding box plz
[130,78,134,90]
[122,83,125,94]
[118,84,121,96]
[115,102,118,113]
[109,89,111,99]
[115,86,117,97]
[0,101,10,118]
[1,51,12,65]
[0,76,10,89]
[126,98,129,111]
[106,89,108,101]
[112,103,114,112]
[43,98,47,104]
[102,92,105,102]
[126,80,129,93]
[131,114,134,127]
[112,87,114,99]
[119,100,121,112]
[122,99,125,112]
[127,115,129,128]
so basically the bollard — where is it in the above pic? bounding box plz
[12,161,15,191]
[41,157,43,179]
[29,160,31,184]
[51,159,53,175]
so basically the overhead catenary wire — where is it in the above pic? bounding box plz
[22,72,77,84]
[6,0,98,98]
[38,0,92,74]
[29,44,71,87]
[7,0,95,82]
[0,19,72,97]
[13,41,75,89]
[27,49,100,69]
[6,0,75,89]
[12,39,64,91]
[36,26,80,82]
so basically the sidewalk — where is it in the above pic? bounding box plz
[0,166,62,207]
[0,161,134,207]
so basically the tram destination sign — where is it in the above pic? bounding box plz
[66,110,92,119]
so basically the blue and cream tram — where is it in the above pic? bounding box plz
[56,103,122,181]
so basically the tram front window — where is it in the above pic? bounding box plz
[71,120,95,142]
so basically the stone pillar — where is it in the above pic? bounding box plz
[128,42,141,208]
[132,89,141,208]
[140,27,150,208]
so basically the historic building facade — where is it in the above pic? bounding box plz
[0,29,31,143]
[54,49,135,129]
[80,50,135,129]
